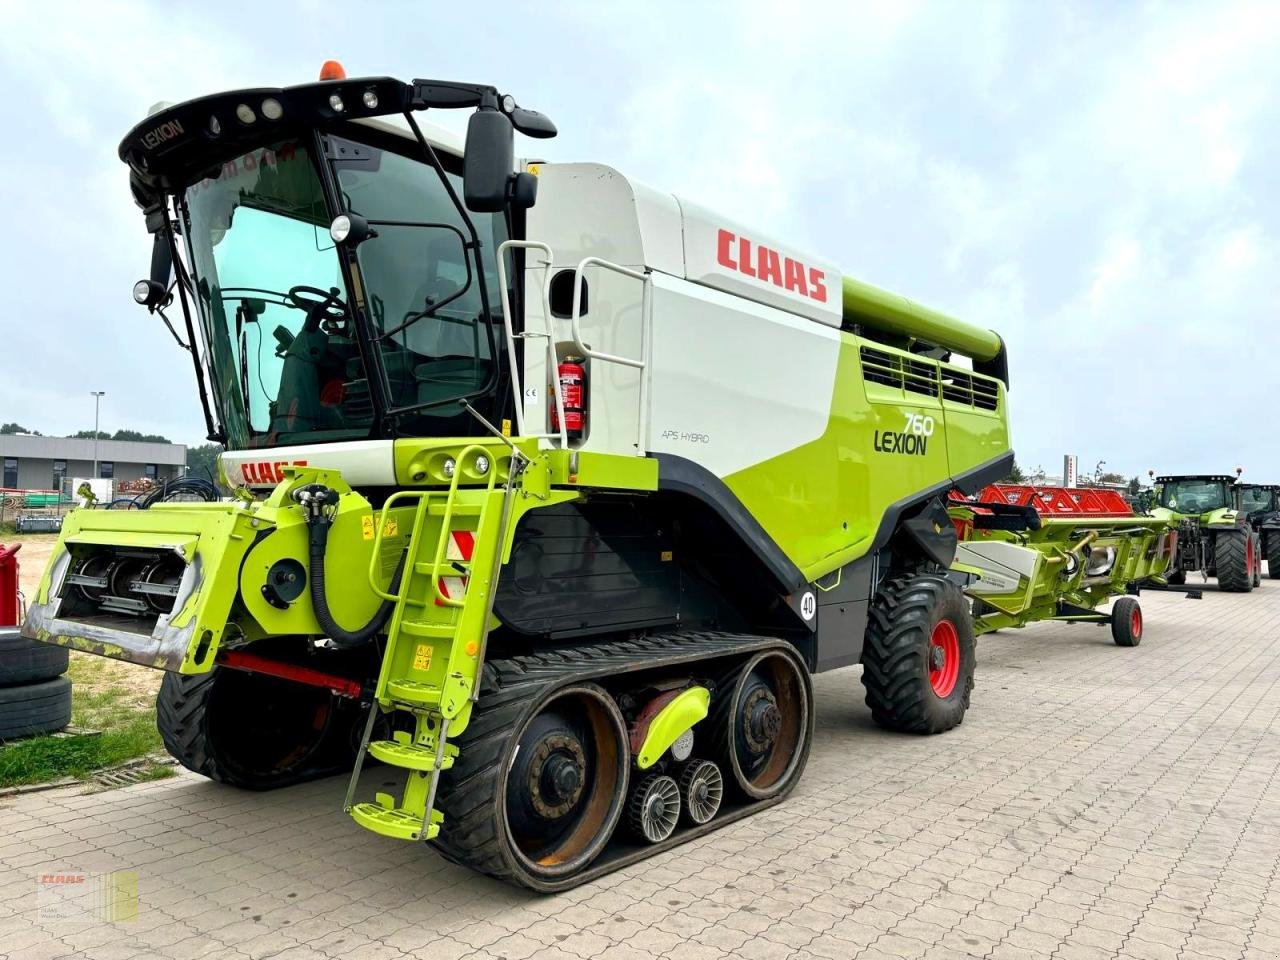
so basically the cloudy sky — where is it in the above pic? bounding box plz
[1,1,1276,481]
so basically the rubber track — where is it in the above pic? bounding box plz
[432,631,791,890]
[1214,528,1252,592]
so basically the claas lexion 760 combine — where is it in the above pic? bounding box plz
[26,63,1121,890]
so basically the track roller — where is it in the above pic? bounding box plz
[678,759,723,825]
[628,774,681,843]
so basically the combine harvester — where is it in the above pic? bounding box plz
[26,64,1022,890]
[949,484,1175,646]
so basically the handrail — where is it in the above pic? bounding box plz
[495,240,567,447]
[569,257,652,455]
[364,443,500,608]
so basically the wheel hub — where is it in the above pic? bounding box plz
[527,734,586,819]
[742,687,781,754]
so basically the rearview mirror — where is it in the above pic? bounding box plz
[464,108,514,213]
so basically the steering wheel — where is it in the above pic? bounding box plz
[288,286,349,333]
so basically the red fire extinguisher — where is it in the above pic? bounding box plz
[551,357,586,439]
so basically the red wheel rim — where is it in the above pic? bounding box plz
[1130,607,1142,638]
[929,620,960,698]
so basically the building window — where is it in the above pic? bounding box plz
[99,461,114,479]
[53,459,67,489]
[145,464,158,480]
[2,458,16,488]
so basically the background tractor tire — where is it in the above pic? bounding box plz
[0,630,69,687]
[1166,569,1186,585]
[860,574,975,734]
[0,676,72,740]
[1268,536,1280,580]
[156,663,364,790]
[1214,528,1254,593]
[1110,597,1143,647]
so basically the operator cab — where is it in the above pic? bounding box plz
[1152,475,1239,514]
[120,67,554,452]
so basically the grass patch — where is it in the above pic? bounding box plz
[0,652,163,788]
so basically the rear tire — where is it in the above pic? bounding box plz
[1214,528,1254,593]
[1268,535,1280,580]
[1110,597,1143,647]
[861,574,975,734]
[156,659,364,790]
[0,631,69,687]
[0,676,72,739]
[1252,536,1262,587]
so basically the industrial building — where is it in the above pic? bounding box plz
[0,434,186,491]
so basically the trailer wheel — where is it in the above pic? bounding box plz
[156,659,363,789]
[0,632,69,687]
[0,676,72,740]
[861,575,975,734]
[1110,597,1142,647]
[1214,528,1254,593]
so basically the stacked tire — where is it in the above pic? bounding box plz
[0,630,72,739]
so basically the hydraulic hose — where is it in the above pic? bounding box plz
[305,505,407,649]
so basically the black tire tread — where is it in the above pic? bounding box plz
[1267,536,1280,580]
[860,574,975,735]
[0,631,69,687]
[0,676,72,740]
[1214,528,1252,593]
[1110,596,1142,647]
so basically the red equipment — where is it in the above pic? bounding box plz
[951,484,1135,518]
[0,543,20,627]
[550,357,586,439]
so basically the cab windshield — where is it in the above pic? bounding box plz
[181,131,507,448]
[1241,487,1276,515]
[1158,479,1229,513]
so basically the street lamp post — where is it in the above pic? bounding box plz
[91,391,106,479]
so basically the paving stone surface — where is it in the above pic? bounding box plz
[1,583,1279,959]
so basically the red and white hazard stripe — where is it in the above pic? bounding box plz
[437,530,475,605]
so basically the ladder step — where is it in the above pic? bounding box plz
[399,619,456,639]
[367,739,456,772]
[350,801,443,841]
[413,561,471,578]
[385,678,443,706]
[426,503,483,517]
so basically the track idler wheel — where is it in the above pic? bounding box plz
[678,759,723,826]
[628,773,681,843]
[710,649,812,802]
[501,683,629,882]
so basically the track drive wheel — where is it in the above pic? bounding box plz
[709,648,812,802]
[1110,596,1143,647]
[434,678,629,889]
[156,657,364,790]
[1214,527,1254,593]
[861,574,975,734]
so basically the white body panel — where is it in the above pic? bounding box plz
[645,274,840,476]
[222,440,396,488]
[957,541,1041,599]
[522,163,845,473]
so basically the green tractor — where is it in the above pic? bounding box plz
[1149,474,1261,591]
[1240,483,1280,579]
